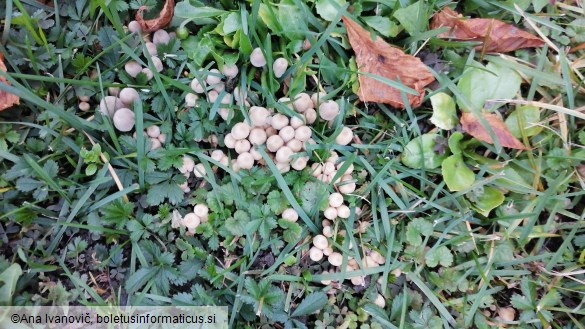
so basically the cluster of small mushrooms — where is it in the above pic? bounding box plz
[172,203,209,235]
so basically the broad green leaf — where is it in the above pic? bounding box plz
[0,264,22,305]
[492,240,515,262]
[277,3,308,40]
[315,0,347,22]
[425,246,453,268]
[532,0,549,12]
[401,133,447,169]
[174,3,227,19]
[362,16,399,37]
[406,218,433,246]
[393,1,427,35]
[222,12,241,35]
[442,155,475,191]
[469,186,505,216]
[505,105,543,138]
[457,62,521,112]
[430,92,458,130]
[448,132,465,155]
[292,292,328,317]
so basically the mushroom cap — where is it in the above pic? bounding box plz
[249,128,267,145]
[112,108,135,132]
[322,246,333,256]
[338,181,356,194]
[207,90,219,103]
[180,156,195,174]
[249,147,263,161]
[309,247,324,262]
[99,96,125,117]
[275,146,293,163]
[193,163,206,178]
[125,61,142,78]
[291,156,308,171]
[282,208,298,222]
[146,125,161,138]
[313,234,328,249]
[319,100,340,121]
[374,294,386,308]
[362,255,378,268]
[145,42,157,56]
[370,250,386,264]
[289,116,305,129]
[498,307,516,322]
[231,122,251,140]
[194,204,209,219]
[335,127,353,146]
[151,57,164,72]
[323,162,336,175]
[304,108,317,124]
[222,64,239,78]
[150,138,162,150]
[351,276,366,286]
[249,106,270,127]
[142,68,154,80]
[119,87,140,106]
[206,69,222,85]
[78,102,90,112]
[250,47,266,67]
[185,93,198,107]
[265,126,278,137]
[266,135,284,153]
[271,114,289,130]
[279,126,295,143]
[323,207,337,220]
[272,57,288,78]
[182,213,201,230]
[224,133,236,148]
[237,152,254,170]
[337,205,350,219]
[329,193,344,208]
[293,93,312,112]
[235,139,251,154]
[287,139,303,153]
[322,225,333,237]
[153,29,171,45]
[328,252,343,267]
[108,87,120,96]
[311,92,326,108]
[190,78,206,93]
[294,125,312,142]
[128,20,142,34]
[275,161,290,173]
[158,133,166,143]
[211,150,225,162]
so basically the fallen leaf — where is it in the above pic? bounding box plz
[136,0,175,33]
[430,7,544,53]
[0,53,20,112]
[343,16,435,108]
[460,112,527,150]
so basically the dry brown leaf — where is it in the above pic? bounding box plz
[342,16,435,109]
[136,0,175,33]
[461,112,527,150]
[0,53,20,112]
[430,7,544,53]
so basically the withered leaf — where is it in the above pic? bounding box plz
[430,7,544,53]
[461,112,527,150]
[0,53,20,112]
[343,16,435,109]
[136,0,175,33]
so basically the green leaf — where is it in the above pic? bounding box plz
[406,218,433,246]
[401,133,446,169]
[277,2,308,40]
[0,264,22,305]
[222,12,241,35]
[174,3,227,19]
[316,0,347,22]
[457,61,521,112]
[127,220,147,241]
[409,306,442,329]
[300,181,328,214]
[225,210,250,236]
[430,92,458,130]
[267,190,289,214]
[442,155,475,191]
[468,186,505,216]
[279,219,302,244]
[505,105,543,138]
[393,1,427,35]
[292,292,328,317]
[363,16,399,38]
[125,268,157,293]
[85,163,97,176]
[146,181,185,206]
[493,240,515,262]
[425,246,453,268]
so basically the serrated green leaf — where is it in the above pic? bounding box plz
[425,246,453,268]
[406,218,433,246]
[279,219,302,244]
[292,292,328,317]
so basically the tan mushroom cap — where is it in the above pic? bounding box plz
[112,108,135,132]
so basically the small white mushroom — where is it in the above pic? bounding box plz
[265,126,277,137]
[237,152,254,170]
[112,108,135,132]
[351,276,366,286]
[119,87,140,106]
[304,108,317,124]
[329,193,344,208]
[249,147,263,161]
[270,114,289,130]
[324,207,337,220]
[266,135,284,153]
[194,204,209,221]
[182,213,201,233]
[207,90,219,103]
[231,122,251,140]
[311,92,326,108]
[322,226,333,238]
[319,100,340,121]
[498,307,515,322]
[287,139,303,152]
[374,294,386,308]
[337,205,350,219]
[151,57,164,72]
[309,247,324,262]
[322,219,332,227]
[146,125,160,138]
[185,93,198,107]
[145,42,157,56]
[275,161,290,173]
[313,235,328,249]
[153,29,171,45]
[158,133,166,143]
[78,102,90,112]
[190,78,206,93]
[249,106,270,127]
[99,96,125,117]
[193,163,206,178]
[335,127,353,146]
[370,250,386,264]
[235,139,251,154]
[108,87,120,96]
[272,57,288,78]
[328,252,343,267]
[291,155,308,170]
[222,64,239,78]
[125,61,142,78]
[282,208,298,222]
[310,163,323,176]
[211,150,225,162]
[338,181,356,194]
[279,126,295,143]
[294,126,312,142]
[289,116,305,129]
[293,93,312,113]
[322,247,333,256]
[206,69,222,85]
[218,108,231,120]
[275,146,293,163]
[323,162,336,175]
[250,47,266,67]
[362,256,377,268]
[150,138,162,150]
[249,128,267,145]
[179,156,195,174]
[128,20,141,34]
[224,133,236,149]
[141,68,154,80]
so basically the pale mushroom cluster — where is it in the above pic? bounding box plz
[177,155,207,193]
[175,204,209,235]
[145,125,166,150]
[98,87,140,132]
[310,152,356,195]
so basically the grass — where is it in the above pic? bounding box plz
[1,0,585,328]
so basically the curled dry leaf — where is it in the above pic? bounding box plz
[343,16,434,109]
[430,7,544,53]
[136,0,175,33]
[460,112,527,150]
[0,53,20,112]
